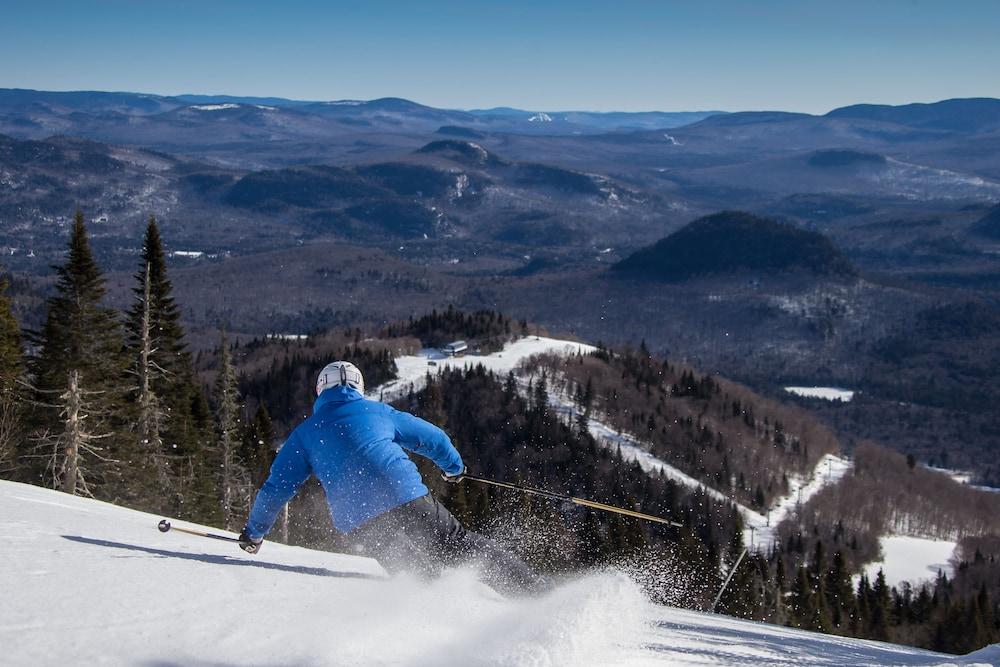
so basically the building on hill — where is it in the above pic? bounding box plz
[441,340,468,357]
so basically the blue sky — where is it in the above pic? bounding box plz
[2,1,998,113]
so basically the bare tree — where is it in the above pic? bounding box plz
[30,370,116,497]
[131,262,172,497]
[215,331,248,530]
[0,387,19,475]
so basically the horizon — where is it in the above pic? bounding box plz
[3,1,999,114]
[3,85,997,117]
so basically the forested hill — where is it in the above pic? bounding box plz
[612,211,857,281]
[530,344,840,510]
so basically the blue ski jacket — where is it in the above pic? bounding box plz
[244,385,464,539]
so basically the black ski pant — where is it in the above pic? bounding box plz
[349,494,548,596]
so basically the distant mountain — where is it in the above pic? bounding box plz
[612,211,856,281]
[175,94,314,107]
[0,88,177,114]
[970,204,1000,239]
[826,98,1000,133]
[468,107,726,130]
[684,111,812,128]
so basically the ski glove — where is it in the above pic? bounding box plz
[441,465,467,483]
[239,529,263,555]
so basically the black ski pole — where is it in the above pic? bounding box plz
[157,519,240,543]
[462,474,683,527]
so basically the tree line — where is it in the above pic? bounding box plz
[0,211,274,530]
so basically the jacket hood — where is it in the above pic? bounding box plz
[313,385,364,413]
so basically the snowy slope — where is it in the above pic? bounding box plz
[371,336,595,402]
[2,480,996,667]
[371,337,851,552]
[861,535,957,589]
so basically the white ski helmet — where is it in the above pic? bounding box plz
[315,360,365,396]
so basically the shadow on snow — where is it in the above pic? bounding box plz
[61,534,386,581]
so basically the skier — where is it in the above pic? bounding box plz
[238,360,548,595]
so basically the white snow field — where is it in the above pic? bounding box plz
[861,535,957,589]
[371,335,595,402]
[784,386,856,402]
[3,480,997,667]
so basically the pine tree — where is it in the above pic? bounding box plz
[125,217,201,455]
[242,402,276,490]
[826,550,855,631]
[869,569,891,641]
[30,211,127,494]
[124,217,214,517]
[0,275,24,476]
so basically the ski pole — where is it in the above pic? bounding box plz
[157,519,240,543]
[711,547,749,612]
[462,474,683,527]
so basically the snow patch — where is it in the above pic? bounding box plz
[371,336,595,402]
[785,386,855,402]
[860,535,956,589]
[191,104,240,111]
[528,113,553,122]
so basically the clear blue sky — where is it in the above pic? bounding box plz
[2,1,998,113]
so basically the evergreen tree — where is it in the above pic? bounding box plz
[30,211,127,494]
[825,550,855,631]
[242,402,276,490]
[869,569,891,641]
[125,216,201,457]
[124,217,215,518]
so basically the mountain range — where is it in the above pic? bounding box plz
[1,88,999,487]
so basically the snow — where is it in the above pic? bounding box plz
[190,104,240,111]
[3,479,991,666]
[372,337,851,553]
[529,113,553,122]
[575,417,850,553]
[169,250,204,259]
[371,336,595,401]
[785,386,855,402]
[860,535,957,589]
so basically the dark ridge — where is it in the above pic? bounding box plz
[415,140,500,165]
[686,111,812,128]
[826,97,1000,133]
[807,150,887,168]
[512,163,601,195]
[436,126,486,139]
[612,210,856,281]
[355,163,456,198]
[769,194,875,221]
[224,166,384,209]
[343,199,437,237]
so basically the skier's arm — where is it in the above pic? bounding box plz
[244,433,311,541]
[390,407,464,476]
